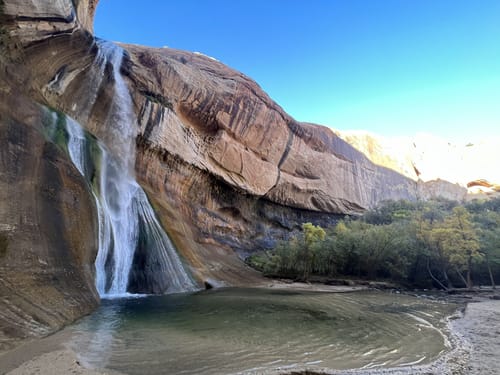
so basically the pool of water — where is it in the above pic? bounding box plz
[66,288,457,374]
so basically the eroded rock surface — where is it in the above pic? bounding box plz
[0,0,100,351]
[119,45,466,274]
[0,82,99,351]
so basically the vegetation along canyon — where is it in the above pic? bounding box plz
[0,1,499,374]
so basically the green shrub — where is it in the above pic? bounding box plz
[141,90,174,111]
[247,198,500,289]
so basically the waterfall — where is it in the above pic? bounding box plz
[59,40,197,298]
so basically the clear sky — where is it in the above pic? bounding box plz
[95,0,500,142]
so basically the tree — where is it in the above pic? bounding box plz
[475,211,500,289]
[303,223,326,246]
[273,236,301,277]
[299,223,326,280]
[358,223,401,279]
[423,226,453,289]
[331,220,360,277]
[440,207,482,289]
[329,220,407,280]
[363,199,418,225]
[246,198,498,288]
[481,229,500,289]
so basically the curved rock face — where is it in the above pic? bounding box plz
[120,45,465,275]
[0,81,99,351]
[0,1,100,350]
[120,46,465,212]
[0,0,469,345]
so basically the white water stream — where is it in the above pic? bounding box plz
[63,41,197,297]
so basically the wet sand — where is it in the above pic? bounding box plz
[4,349,123,375]
[264,280,371,293]
[1,287,499,375]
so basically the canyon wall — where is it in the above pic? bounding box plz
[337,130,500,198]
[0,0,468,347]
[0,0,100,350]
[0,82,99,351]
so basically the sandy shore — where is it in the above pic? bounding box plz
[449,299,500,375]
[4,349,123,375]
[0,327,123,375]
[264,280,371,293]
[1,288,499,375]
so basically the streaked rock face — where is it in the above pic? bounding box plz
[120,46,465,274]
[0,0,100,349]
[0,82,99,351]
[123,45,464,215]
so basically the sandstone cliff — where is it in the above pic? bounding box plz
[0,0,469,348]
[336,130,499,198]
[0,81,99,351]
[0,0,100,351]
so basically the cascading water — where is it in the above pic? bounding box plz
[60,40,197,298]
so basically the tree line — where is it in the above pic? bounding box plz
[247,198,500,290]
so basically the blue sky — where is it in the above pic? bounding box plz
[95,1,500,141]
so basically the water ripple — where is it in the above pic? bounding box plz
[67,289,457,375]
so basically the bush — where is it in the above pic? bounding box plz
[246,199,500,289]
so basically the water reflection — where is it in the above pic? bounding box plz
[66,289,457,375]
[68,299,125,368]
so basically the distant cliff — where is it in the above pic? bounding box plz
[336,130,500,198]
[0,0,469,348]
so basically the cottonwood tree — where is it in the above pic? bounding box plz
[300,223,326,280]
[475,211,500,289]
[247,198,499,288]
[440,207,482,289]
[415,212,453,290]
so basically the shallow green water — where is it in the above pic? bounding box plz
[67,288,457,374]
